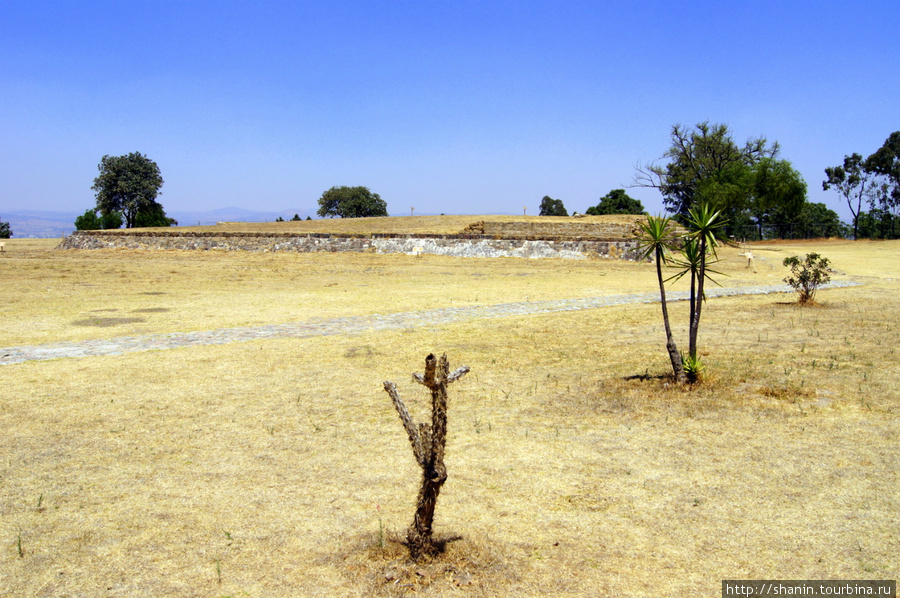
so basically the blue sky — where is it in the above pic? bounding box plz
[1,0,897,220]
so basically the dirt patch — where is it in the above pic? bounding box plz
[339,531,519,597]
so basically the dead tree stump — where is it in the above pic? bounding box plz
[383,353,470,561]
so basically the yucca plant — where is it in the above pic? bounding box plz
[666,236,725,350]
[637,204,726,384]
[637,215,686,384]
[682,201,727,361]
[681,352,706,383]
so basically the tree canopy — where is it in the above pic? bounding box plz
[133,203,177,228]
[865,132,900,237]
[538,196,568,216]
[636,122,778,216]
[585,189,645,215]
[823,153,874,239]
[317,186,388,218]
[747,158,808,239]
[92,152,166,228]
[0,217,11,239]
[796,203,844,239]
[74,209,123,231]
[635,122,811,238]
[866,132,900,201]
[823,131,900,240]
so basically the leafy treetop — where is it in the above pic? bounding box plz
[586,189,645,215]
[635,122,782,236]
[747,158,808,239]
[823,153,875,239]
[92,152,165,228]
[317,186,388,218]
[865,132,900,220]
[75,209,123,231]
[539,196,568,216]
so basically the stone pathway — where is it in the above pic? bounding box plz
[1,281,859,365]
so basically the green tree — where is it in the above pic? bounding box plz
[0,217,12,239]
[748,158,808,239]
[797,203,844,238]
[636,215,686,384]
[133,203,177,228]
[585,189,645,215]
[823,153,876,239]
[75,210,100,230]
[539,196,568,216]
[92,152,165,228]
[291,213,302,221]
[855,209,898,240]
[317,186,388,218]
[635,122,778,237]
[74,209,123,230]
[864,132,900,238]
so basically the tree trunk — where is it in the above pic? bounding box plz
[656,248,686,384]
[688,237,706,362]
[384,353,469,561]
[408,353,448,560]
[407,462,445,560]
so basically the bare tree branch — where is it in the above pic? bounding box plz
[448,365,470,383]
[383,381,425,466]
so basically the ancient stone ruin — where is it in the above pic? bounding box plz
[58,218,646,260]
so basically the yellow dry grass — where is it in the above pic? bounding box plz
[1,235,898,597]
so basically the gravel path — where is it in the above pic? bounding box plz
[1,281,859,366]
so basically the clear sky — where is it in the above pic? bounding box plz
[2,0,897,220]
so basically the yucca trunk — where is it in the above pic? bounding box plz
[656,247,686,383]
[688,236,707,360]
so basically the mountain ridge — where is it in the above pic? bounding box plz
[2,207,315,238]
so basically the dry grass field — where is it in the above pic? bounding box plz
[1,230,898,597]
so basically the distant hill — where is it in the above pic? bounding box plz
[169,207,314,227]
[3,208,314,238]
[3,211,78,238]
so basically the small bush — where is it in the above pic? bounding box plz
[682,352,705,384]
[783,252,831,304]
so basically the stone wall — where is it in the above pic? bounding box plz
[473,219,640,240]
[58,230,644,260]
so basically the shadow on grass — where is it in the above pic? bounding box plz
[623,371,671,382]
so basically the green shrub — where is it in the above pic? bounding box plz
[783,252,831,304]
[75,209,124,230]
